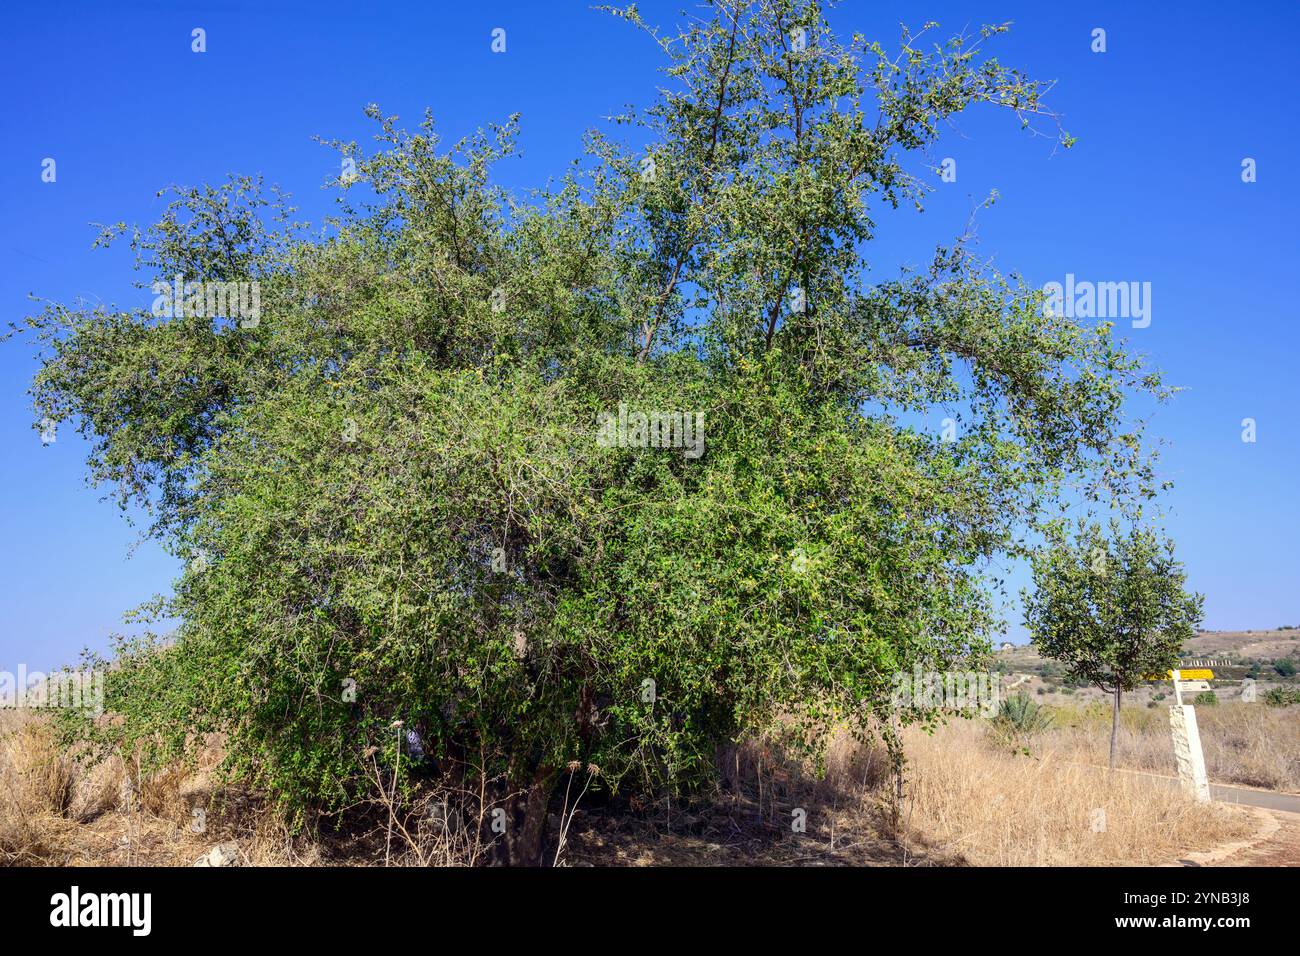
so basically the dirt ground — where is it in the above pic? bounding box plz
[561,795,956,867]
[1172,807,1300,867]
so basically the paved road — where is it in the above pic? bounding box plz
[1106,765,1300,814]
[1207,782,1300,815]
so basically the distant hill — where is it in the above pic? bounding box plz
[999,629,1299,666]
[1182,629,1300,660]
[992,629,1300,704]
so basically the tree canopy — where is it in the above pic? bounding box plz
[17,1,1171,855]
[1024,520,1203,766]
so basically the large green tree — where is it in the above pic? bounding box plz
[17,1,1170,862]
[1024,521,1204,768]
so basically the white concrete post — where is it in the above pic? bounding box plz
[1169,698,1211,804]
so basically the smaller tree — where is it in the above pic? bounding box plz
[1024,521,1203,768]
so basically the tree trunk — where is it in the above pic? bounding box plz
[1109,686,1121,770]
[886,715,906,836]
[505,765,555,866]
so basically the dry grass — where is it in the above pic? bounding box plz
[0,711,321,866]
[564,712,1263,867]
[4,720,74,816]
[897,719,1255,866]
[1,704,1278,867]
[1,716,75,864]
[0,711,502,867]
[1045,701,1300,792]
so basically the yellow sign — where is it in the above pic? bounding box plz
[1144,669,1214,681]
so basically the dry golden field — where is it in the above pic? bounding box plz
[4,697,1289,867]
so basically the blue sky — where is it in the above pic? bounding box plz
[1,0,1297,671]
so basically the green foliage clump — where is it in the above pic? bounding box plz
[1263,687,1300,707]
[991,692,1053,754]
[995,693,1054,733]
[18,2,1172,851]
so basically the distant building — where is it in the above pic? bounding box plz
[999,642,1015,651]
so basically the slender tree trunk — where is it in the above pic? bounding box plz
[886,715,906,836]
[505,765,555,866]
[1109,687,1121,770]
